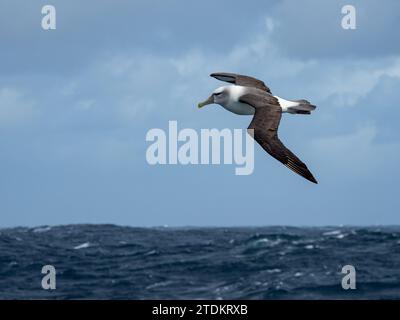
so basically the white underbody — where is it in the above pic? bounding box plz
[218,85,300,115]
[218,85,254,115]
[223,100,255,115]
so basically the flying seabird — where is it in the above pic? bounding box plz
[198,72,318,184]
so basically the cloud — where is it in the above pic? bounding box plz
[1,1,400,226]
[76,99,95,111]
[269,0,400,59]
[7,10,398,162]
[51,133,136,169]
[166,17,400,117]
[310,123,400,186]
[311,125,376,174]
[0,87,36,128]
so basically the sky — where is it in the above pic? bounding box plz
[1,0,400,227]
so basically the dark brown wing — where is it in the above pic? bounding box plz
[240,93,318,184]
[210,72,271,93]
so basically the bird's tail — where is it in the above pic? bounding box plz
[288,99,316,115]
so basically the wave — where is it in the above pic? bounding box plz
[0,224,400,299]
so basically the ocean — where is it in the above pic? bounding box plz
[0,224,399,299]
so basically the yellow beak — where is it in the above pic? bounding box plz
[197,95,214,108]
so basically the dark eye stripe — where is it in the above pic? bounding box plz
[214,92,223,96]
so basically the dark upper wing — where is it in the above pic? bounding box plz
[240,93,318,184]
[210,72,271,93]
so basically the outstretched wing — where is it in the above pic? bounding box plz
[210,72,271,93]
[240,92,318,184]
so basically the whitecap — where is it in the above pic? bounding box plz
[253,238,269,245]
[33,226,52,233]
[144,249,157,256]
[266,268,281,274]
[292,239,315,245]
[74,242,90,250]
[253,238,283,247]
[146,281,172,290]
[305,245,314,250]
[323,230,341,236]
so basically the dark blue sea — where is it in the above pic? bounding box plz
[1,225,399,299]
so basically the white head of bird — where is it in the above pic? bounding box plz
[198,85,254,115]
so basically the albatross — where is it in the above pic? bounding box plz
[198,72,318,184]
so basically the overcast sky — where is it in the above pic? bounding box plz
[1,0,400,227]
